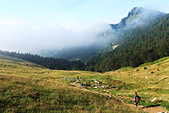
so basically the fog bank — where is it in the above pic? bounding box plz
[0,20,113,54]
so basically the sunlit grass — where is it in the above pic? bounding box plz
[0,54,168,112]
[0,74,143,113]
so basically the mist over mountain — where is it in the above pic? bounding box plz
[42,7,165,60]
[38,23,117,59]
[86,13,169,72]
[110,7,165,31]
[0,20,113,54]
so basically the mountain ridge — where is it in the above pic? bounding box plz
[110,7,165,31]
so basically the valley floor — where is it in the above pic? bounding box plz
[0,55,169,113]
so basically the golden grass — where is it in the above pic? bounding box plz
[0,74,144,113]
[0,55,169,112]
[105,57,169,103]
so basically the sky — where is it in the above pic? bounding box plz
[0,0,169,53]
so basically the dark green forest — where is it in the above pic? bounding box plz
[86,14,169,72]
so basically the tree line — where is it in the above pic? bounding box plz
[0,50,85,70]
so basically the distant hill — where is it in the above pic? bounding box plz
[0,54,26,62]
[52,43,112,61]
[53,45,98,60]
[0,50,85,70]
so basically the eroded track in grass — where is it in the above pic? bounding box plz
[0,74,143,113]
[70,82,169,113]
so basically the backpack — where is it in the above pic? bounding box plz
[135,96,141,102]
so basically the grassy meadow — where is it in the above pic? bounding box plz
[0,54,169,112]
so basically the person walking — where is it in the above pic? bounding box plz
[134,92,141,107]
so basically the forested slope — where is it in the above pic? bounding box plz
[87,14,169,72]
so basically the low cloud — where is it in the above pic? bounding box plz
[0,19,114,54]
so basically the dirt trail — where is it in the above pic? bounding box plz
[70,83,168,113]
[1,74,168,113]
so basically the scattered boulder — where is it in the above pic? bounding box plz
[151,97,158,102]
[151,71,154,74]
[93,79,101,84]
[101,86,105,88]
[94,86,98,88]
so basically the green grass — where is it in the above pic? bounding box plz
[161,101,169,111]
[0,54,26,62]
[0,75,143,113]
[1,54,169,112]
[139,57,169,67]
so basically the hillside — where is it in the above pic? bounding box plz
[0,50,85,70]
[53,45,101,60]
[87,13,169,72]
[0,55,168,113]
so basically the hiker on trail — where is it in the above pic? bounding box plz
[134,92,141,107]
